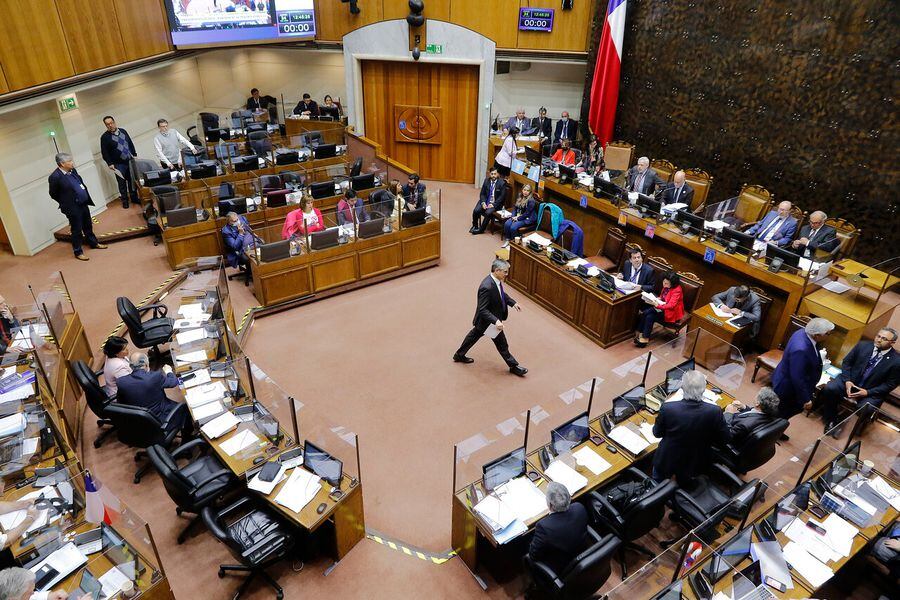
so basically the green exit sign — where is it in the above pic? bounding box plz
[426,44,443,54]
[57,95,78,113]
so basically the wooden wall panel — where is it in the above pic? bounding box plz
[0,0,74,90]
[316,0,384,41]
[0,64,8,94]
[361,60,478,182]
[516,0,593,52]
[449,0,520,48]
[55,0,127,74]
[383,0,450,21]
[112,0,172,61]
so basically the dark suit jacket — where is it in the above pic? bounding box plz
[838,342,900,403]
[292,100,319,116]
[504,116,534,135]
[478,178,508,210]
[246,95,275,111]
[116,369,180,423]
[653,398,731,483]
[48,168,94,216]
[621,262,656,294]
[625,166,663,195]
[401,183,427,209]
[746,211,798,247]
[725,409,777,449]
[531,116,552,139]
[472,275,516,330]
[369,189,395,216]
[661,182,694,207]
[99,128,137,166]
[529,503,589,575]
[772,330,822,417]
[796,224,840,254]
[553,119,577,143]
[710,287,763,337]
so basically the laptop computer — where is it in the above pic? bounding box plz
[358,217,385,239]
[165,207,198,228]
[310,227,340,250]
[259,240,291,263]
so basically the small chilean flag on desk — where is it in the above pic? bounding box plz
[84,471,121,525]
[588,0,628,146]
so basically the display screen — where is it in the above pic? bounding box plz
[518,8,554,32]
[165,0,316,49]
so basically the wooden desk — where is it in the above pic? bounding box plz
[689,304,750,369]
[507,241,644,348]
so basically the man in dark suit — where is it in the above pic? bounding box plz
[470,168,507,234]
[772,318,834,437]
[48,153,107,261]
[246,88,274,112]
[401,173,427,210]
[116,352,190,435]
[746,201,797,248]
[292,93,319,117]
[726,387,781,448]
[531,107,552,140]
[99,116,138,209]
[652,370,731,483]
[553,111,577,145]
[453,259,528,376]
[625,157,663,196]
[820,328,900,436]
[791,210,840,256]
[528,482,590,574]
[615,248,656,293]
[711,285,763,337]
[660,170,694,207]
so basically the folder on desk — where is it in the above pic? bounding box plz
[186,381,228,408]
[544,461,587,495]
[30,542,87,591]
[607,425,650,455]
[274,468,321,513]
[175,328,206,345]
[572,447,611,476]
[201,411,239,439]
[182,368,211,389]
[782,541,833,588]
[0,412,27,437]
[495,477,546,523]
[175,350,209,365]
[473,495,515,532]
[192,400,225,424]
[219,429,259,456]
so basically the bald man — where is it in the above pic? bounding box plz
[746,201,797,247]
[792,210,839,255]
[625,157,662,196]
[661,170,694,207]
[504,108,535,136]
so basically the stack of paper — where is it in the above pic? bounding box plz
[496,209,512,219]
[522,232,551,247]
[201,411,239,439]
[783,518,839,564]
[782,541,833,588]
[638,422,661,444]
[572,447,611,475]
[177,303,204,317]
[0,413,26,436]
[820,513,858,558]
[247,463,289,495]
[185,381,228,408]
[473,495,516,531]
[566,258,601,277]
[608,425,650,454]
[174,349,209,365]
[219,429,259,456]
[867,475,900,510]
[182,368,211,389]
[703,219,728,231]
[274,468,321,513]
[175,328,206,345]
[612,276,639,294]
[495,477,547,522]
[641,291,660,305]
[661,202,688,213]
[710,303,733,318]
[544,461,588,495]
[0,384,33,404]
[192,400,225,423]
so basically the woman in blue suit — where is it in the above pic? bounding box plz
[503,184,538,240]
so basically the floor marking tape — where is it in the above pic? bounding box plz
[364,529,456,564]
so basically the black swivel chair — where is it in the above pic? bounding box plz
[302,131,322,147]
[151,185,181,218]
[248,131,272,158]
[202,496,296,600]
[105,402,186,483]
[523,527,620,600]
[259,175,282,193]
[116,297,174,360]
[713,418,789,475]
[147,439,237,544]
[280,171,304,189]
[349,157,363,177]
[70,360,117,449]
[588,467,677,578]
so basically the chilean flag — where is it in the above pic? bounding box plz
[588,0,628,146]
[84,472,120,525]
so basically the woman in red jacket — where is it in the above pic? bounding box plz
[635,270,684,347]
[282,196,324,239]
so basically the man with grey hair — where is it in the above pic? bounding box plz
[746,200,797,247]
[791,210,840,255]
[504,108,533,136]
[115,352,190,435]
[0,566,81,599]
[652,370,730,483]
[772,318,834,435]
[48,153,107,261]
[528,482,590,574]
[726,387,782,447]
[453,259,527,376]
[625,156,662,195]
[819,327,900,436]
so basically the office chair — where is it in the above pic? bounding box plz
[202,496,296,600]
[147,439,237,544]
[70,360,117,449]
[186,125,201,147]
[105,402,186,483]
[280,171,305,189]
[130,158,160,191]
[523,527,620,600]
[588,467,677,578]
[349,157,363,177]
[303,131,323,147]
[151,185,181,217]
[116,296,174,360]
[712,418,789,475]
[248,131,272,158]
[258,175,282,193]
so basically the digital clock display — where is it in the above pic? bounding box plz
[518,8,555,33]
[276,8,315,36]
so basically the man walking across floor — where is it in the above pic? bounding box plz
[453,259,528,377]
[99,115,139,208]
[48,152,107,261]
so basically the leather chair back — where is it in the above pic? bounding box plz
[749,286,772,330]
[678,272,704,314]
[734,418,789,473]
[826,217,859,260]
[151,185,181,216]
[558,533,619,599]
[650,159,677,183]
[280,171,305,188]
[259,175,282,192]
[600,227,627,267]
[621,480,677,541]
[781,314,810,348]
[604,141,635,172]
[105,403,165,448]
[71,360,112,417]
[147,445,196,507]
[116,297,145,345]
[538,208,553,235]
[684,168,712,211]
[130,158,160,186]
[350,157,363,177]
[734,184,772,225]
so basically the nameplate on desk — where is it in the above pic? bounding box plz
[704,315,725,326]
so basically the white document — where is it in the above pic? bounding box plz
[22,437,39,455]
[29,542,87,591]
[867,475,900,511]
[703,219,728,231]
[835,484,877,516]
[641,291,660,305]
[1,366,14,378]
[783,518,839,563]
[493,518,528,545]
[185,381,228,408]
[823,280,851,294]
[710,303,734,318]
[182,368,211,389]
[496,209,512,218]
[483,323,501,340]
[661,202,688,213]
[201,411,240,439]
[473,495,516,531]
[98,565,132,598]
[0,413,27,436]
[544,461,588,495]
[782,541,833,588]
[247,463,289,495]
[192,400,225,422]
[177,303,204,317]
[612,276,639,294]
[572,447,611,476]
[0,486,65,534]
[638,422,661,444]
[174,349,208,365]
[751,541,793,590]
[495,477,547,523]
[219,429,259,456]
[274,468,321,513]
[175,328,206,345]
[820,513,858,558]
[522,232,552,247]
[0,385,33,404]
[608,425,650,455]
[627,192,639,203]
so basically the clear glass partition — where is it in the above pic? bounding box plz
[295,400,360,495]
[453,409,529,500]
[399,189,440,230]
[30,273,74,346]
[605,541,702,599]
[651,329,747,396]
[208,176,262,217]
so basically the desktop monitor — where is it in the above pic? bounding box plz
[594,177,623,203]
[350,173,376,191]
[702,526,753,583]
[401,207,428,228]
[310,181,336,199]
[687,571,713,600]
[482,446,526,492]
[558,163,576,183]
[636,193,661,217]
[275,149,300,165]
[358,217,386,239]
[189,162,217,179]
[665,358,695,395]
[673,209,705,233]
[165,207,198,228]
[313,144,337,159]
[232,156,257,173]
[766,244,802,272]
[612,386,645,423]
[218,197,247,216]
[303,440,343,486]
[182,153,202,167]
[524,146,543,165]
[143,170,171,187]
[320,105,340,120]
[720,227,756,255]
[309,227,340,250]
[550,412,590,455]
[265,189,291,209]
